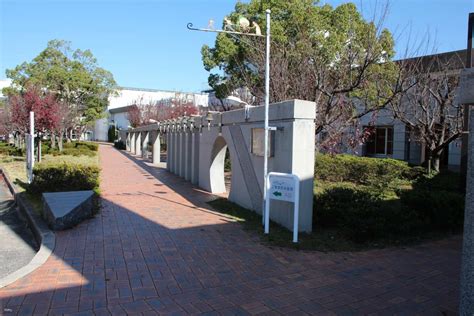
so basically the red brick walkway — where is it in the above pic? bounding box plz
[0,144,462,315]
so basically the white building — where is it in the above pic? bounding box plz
[0,79,12,101]
[93,87,209,141]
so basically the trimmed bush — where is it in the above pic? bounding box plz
[108,125,117,143]
[315,154,414,185]
[63,141,98,152]
[314,178,464,243]
[29,163,100,194]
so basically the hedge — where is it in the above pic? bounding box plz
[315,154,422,185]
[314,182,464,243]
[63,141,98,152]
[29,163,100,194]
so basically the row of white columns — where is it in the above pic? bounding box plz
[165,129,199,185]
[125,131,161,165]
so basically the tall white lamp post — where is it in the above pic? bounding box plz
[188,9,272,221]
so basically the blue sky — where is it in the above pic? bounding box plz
[1,0,473,93]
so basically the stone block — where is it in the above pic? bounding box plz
[42,191,95,231]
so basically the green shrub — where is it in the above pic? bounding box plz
[61,148,96,157]
[0,143,23,156]
[29,163,100,194]
[399,188,464,231]
[63,141,98,152]
[108,125,117,143]
[314,178,464,243]
[114,140,126,150]
[59,141,98,156]
[315,154,412,185]
[315,185,388,242]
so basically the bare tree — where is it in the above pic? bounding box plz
[390,52,463,172]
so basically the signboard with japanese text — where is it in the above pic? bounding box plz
[268,174,296,202]
[265,172,300,242]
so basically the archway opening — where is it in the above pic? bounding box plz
[224,147,232,195]
[209,136,232,195]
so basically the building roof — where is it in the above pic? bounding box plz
[118,86,209,96]
[397,49,467,73]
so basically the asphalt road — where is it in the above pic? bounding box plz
[0,177,37,280]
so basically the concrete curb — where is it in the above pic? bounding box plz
[0,169,55,289]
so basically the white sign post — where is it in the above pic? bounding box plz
[26,112,34,184]
[264,172,300,243]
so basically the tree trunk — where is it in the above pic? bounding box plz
[432,154,441,173]
[37,138,42,162]
[51,133,56,149]
[59,131,64,152]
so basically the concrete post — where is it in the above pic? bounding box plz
[191,128,200,185]
[170,132,175,173]
[142,132,149,159]
[174,132,180,175]
[460,108,474,314]
[126,133,131,151]
[135,132,142,156]
[185,131,192,181]
[131,133,136,154]
[180,131,186,178]
[153,132,161,165]
[172,132,177,173]
[166,130,173,172]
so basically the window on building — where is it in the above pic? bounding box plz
[364,126,394,156]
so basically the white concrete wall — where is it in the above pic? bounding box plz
[110,112,129,130]
[94,118,109,141]
[127,100,316,232]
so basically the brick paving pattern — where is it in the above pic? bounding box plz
[0,144,462,315]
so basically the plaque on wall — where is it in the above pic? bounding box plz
[251,128,275,157]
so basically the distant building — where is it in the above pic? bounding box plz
[93,87,209,141]
[343,49,465,169]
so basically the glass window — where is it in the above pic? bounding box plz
[364,126,393,156]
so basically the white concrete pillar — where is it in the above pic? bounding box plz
[131,133,136,154]
[191,131,200,185]
[135,132,142,156]
[174,132,179,175]
[185,131,192,181]
[179,132,186,178]
[126,133,131,151]
[153,132,161,165]
[170,132,177,173]
[171,132,176,173]
[166,132,171,171]
[142,132,149,159]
